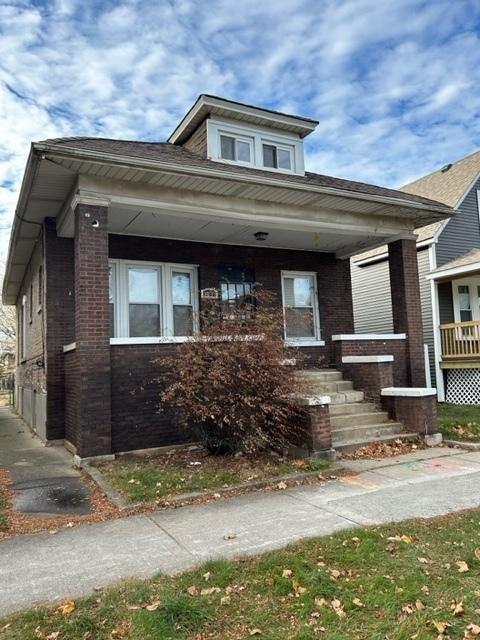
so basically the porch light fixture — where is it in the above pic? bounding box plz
[254,231,269,241]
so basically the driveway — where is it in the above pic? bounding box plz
[0,408,90,516]
[1,444,480,616]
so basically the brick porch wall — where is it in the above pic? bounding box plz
[334,339,408,388]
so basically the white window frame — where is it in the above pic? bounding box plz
[218,132,254,167]
[281,270,322,345]
[109,259,199,340]
[452,277,480,323]
[207,117,305,175]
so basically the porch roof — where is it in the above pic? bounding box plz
[427,248,480,281]
[3,137,454,304]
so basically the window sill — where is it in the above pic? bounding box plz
[110,335,264,346]
[285,339,325,347]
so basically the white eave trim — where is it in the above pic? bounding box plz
[332,333,406,341]
[34,142,453,215]
[353,237,437,267]
[381,387,437,397]
[342,355,394,363]
[426,261,480,280]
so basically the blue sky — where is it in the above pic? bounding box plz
[1,0,480,258]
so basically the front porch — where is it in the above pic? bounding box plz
[429,249,480,404]
[60,186,434,460]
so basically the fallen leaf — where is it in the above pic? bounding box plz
[203,572,211,581]
[352,598,364,607]
[282,569,293,578]
[292,579,307,595]
[187,585,198,596]
[200,587,221,595]
[220,595,231,605]
[415,600,425,610]
[331,598,346,618]
[57,600,75,615]
[315,597,328,608]
[277,481,287,490]
[400,535,413,544]
[417,557,432,564]
[330,569,341,579]
[111,623,129,638]
[475,548,480,560]
[465,623,480,638]
[223,533,236,540]
[46,634,60,640]
[249,629,262,636]
[451,600,464,616]
[456,560,469,573]
[145,601,161,611]
[432,621,450,634]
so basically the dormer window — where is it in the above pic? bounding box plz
[262,144,292,171]
[220,134,253,164]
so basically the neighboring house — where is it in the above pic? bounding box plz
[3,95,452,460]
[352,151,480,404]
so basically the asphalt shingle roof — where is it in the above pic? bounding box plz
[38,136,452,210]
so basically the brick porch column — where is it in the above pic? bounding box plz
[74,202,111,457]
[388,238,425,387]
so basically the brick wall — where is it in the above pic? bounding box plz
[388,239,426,386]
[64,349,79,446]
[334,339,408,388]
[44,218,75,440]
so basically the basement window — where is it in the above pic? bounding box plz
[109,260,198,338]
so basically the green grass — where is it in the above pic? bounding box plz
[438,403,480,442]
[0,495,7,531]
[4,511,480,639]
[98,454,329,504]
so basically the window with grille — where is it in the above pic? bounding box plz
[219,267,256,321]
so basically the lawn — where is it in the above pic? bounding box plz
[4,510,480,639]
[97,450,330,504]
[0,495,7,532]
[438,403,480,442]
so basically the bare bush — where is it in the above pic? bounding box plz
[157,287,307,454]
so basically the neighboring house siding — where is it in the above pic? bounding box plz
[436,176,480,267]
[351,247,435,385]
[438,282,454,324]
[417,248,434,385]
[351,258,393,333]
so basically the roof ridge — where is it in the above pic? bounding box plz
[41,136,169,146]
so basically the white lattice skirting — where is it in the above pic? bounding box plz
[446,368,480,405]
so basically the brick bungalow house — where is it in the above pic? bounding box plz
[3,95,453,462]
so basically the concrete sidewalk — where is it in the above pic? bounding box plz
[2,445,480,616]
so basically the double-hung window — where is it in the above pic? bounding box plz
[281,271,321,342]
[110,260,198,340]
[219,134,253,165]
[262,143,293,171]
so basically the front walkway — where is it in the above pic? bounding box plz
[0,408,90,515]
[2,442,480,616]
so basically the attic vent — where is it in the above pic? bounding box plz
[441,163,453,173]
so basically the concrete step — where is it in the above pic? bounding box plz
[295,370,343,382]
[328,390,365,405]
[329,402,378,416]
[301,380,353,394]
[330,411,389,429]
[334,432,419,453]
[332,422,404,443]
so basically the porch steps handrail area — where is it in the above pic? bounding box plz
[440,320,480,359]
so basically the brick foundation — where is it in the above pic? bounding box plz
[341,360,393,404]
[334,338,407,388]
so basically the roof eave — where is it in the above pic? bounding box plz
[32,141,454,216]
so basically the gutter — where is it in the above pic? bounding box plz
[33,141,454,216]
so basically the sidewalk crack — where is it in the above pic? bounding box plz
[285,491,363,527]
[145,515,197,558]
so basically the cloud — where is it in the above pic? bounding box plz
[0,0,479,260]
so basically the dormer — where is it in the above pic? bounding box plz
[168,94,318,176]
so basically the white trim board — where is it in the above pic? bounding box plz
[381,387,437,397]
[332,333,406,341]
[342,355,393,363]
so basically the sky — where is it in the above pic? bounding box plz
[1,0,480,259]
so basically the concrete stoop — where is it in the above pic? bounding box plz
[295,369,418,452]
